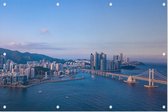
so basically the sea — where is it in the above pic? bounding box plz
[0,63,167,111]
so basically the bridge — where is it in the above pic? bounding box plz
[81,69,167,87]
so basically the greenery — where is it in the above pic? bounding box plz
[0,48,65,64]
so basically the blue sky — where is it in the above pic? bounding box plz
[0,0,167,63]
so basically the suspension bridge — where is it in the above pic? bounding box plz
[81,69,167,87]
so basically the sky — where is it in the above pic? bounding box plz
[0,0,167,63]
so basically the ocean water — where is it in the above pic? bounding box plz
[0,63,167,111]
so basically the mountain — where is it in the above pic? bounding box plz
[0,48,65,64]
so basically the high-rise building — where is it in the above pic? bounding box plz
[9,61,14,72]
[106,60,112,71]
[94,52,100,70]
[56,63,63,72]
[126,57,130,63]
[50,63,55,70]
[90,53,94,70]
[30,68,35,78]
[100,53,106,71]
[0,55,5,69]
[25,68,31,79]
[120,53,123,63]
[112,54,122,70]
[113,55,120,62]
[90,52,107,71]
[111,60,120,70]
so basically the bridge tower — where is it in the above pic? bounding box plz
[144,69,158,88]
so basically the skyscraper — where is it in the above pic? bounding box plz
[100,53,106,71]
[106,60,112,71]
[90,53,94,70]
[93,52,99,70]
[56,63,63,72]
[112,54,122,70]
[120,53,123,63]
[0,55,6,69]
[113,55,120,62]
[90,52,107,71]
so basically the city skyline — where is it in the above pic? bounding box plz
[0,0,167,63]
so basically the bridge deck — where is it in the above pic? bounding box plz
[82,69,167,85]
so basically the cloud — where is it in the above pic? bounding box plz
[40,28,49,34]
[4,42,66,51]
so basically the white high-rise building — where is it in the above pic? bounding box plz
[25,68,31,79]
[56,63,63,72]
[50,63,55,70]
[30,68,35,78]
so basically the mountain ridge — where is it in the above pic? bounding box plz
[0,48,65,64]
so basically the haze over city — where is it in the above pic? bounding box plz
[0,0,167,63]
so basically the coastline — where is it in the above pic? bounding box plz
[0,76,85,88]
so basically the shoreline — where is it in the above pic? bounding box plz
[0,76,85,88]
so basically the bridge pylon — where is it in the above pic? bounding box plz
[144,69,158,88]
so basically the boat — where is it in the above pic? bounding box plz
[38,90,42,93]
[65,96,69,99]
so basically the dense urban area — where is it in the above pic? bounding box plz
[0,51,136,87]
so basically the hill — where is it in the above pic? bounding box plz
[0,48,65,64]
